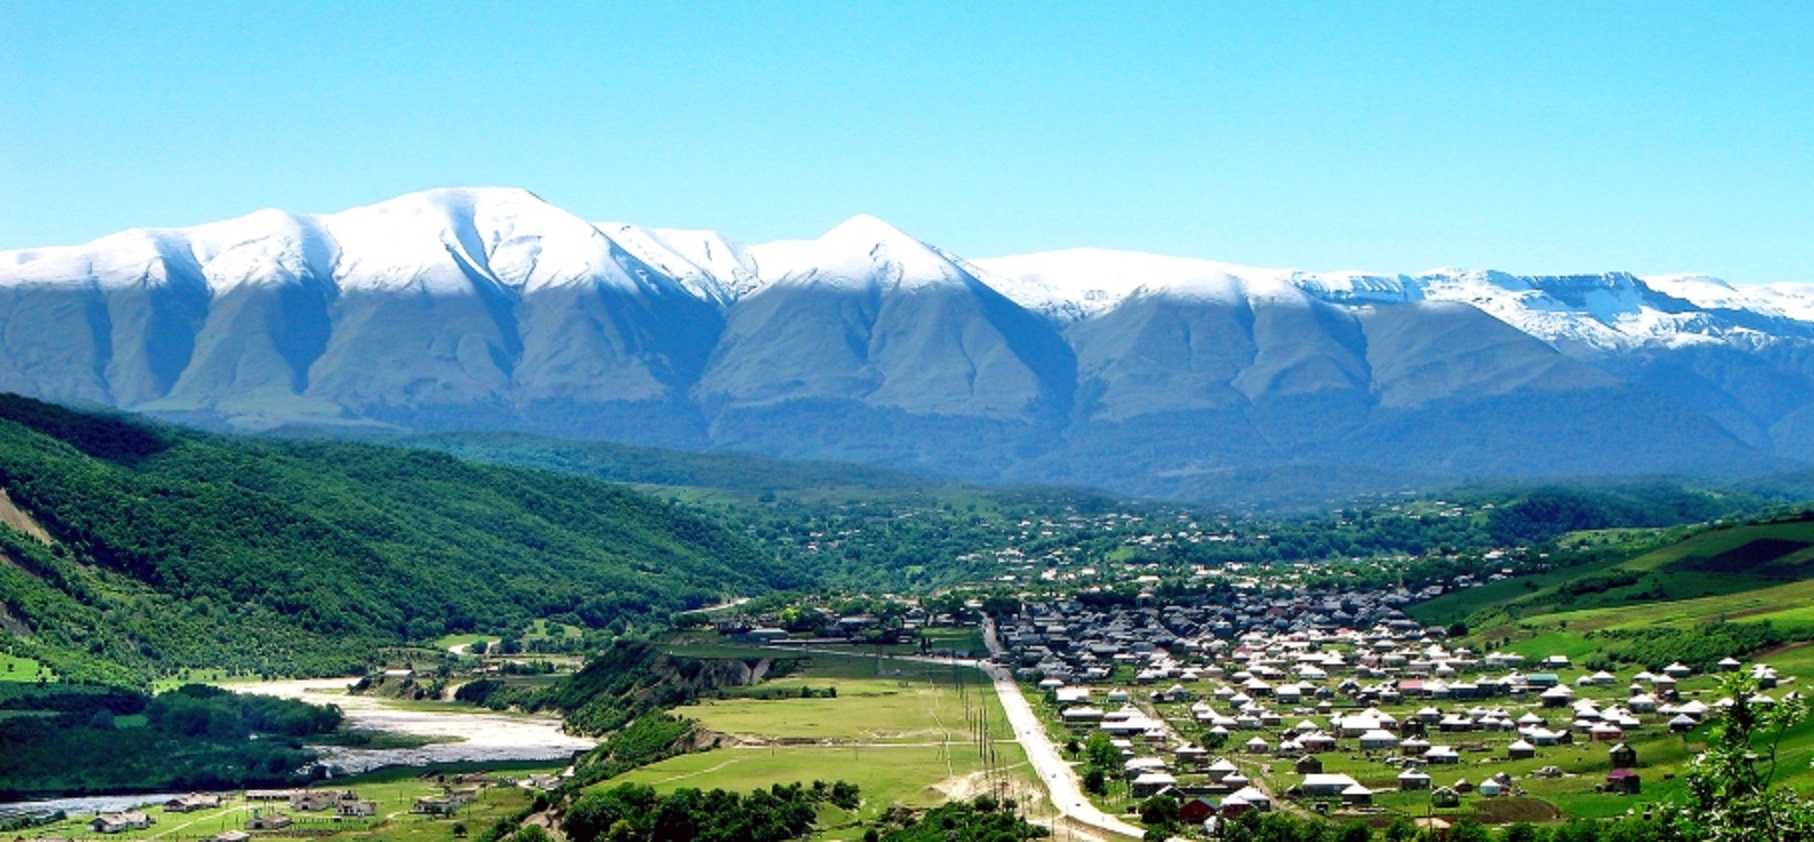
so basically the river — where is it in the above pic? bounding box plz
[0,677,594,817]
[236,677,595,773]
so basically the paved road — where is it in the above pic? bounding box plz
[981,619,1148,842]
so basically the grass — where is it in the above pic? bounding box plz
[432,633,500,653]
[0,651,55,683]
[606,742,1030,840]
[1487,577,1814,648]
[29,765,554,842]
[596,643,1033,839]
[676,672,990,744]
[1413,516,1814,631]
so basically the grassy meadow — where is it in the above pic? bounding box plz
[598,639,1033,839]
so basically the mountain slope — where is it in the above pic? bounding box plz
[3,189,1811,504]
[693,216,1076,476]
[0,395,790,684]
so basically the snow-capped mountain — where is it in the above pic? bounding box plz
[970,254,1814,355]
[2,187,1810,504]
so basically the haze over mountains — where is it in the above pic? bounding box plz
[4,187,1812,504]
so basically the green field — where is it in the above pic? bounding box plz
[0,651,54,683]
[597,646,1032,839]
[1414,515,1814,633]
[432,633,501,652]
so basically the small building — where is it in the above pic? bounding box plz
[1606,769,1642,795]
[1507,739,1536,760]
[90,813,152,834]
[1300,773,1362,798]
[1340,783,1373,806]
[1398,769,1432,791]
[1609,742,1638,768]
[1359,729,1399,750]
[1229,786,1272,811]
[1431,787,1461,808]
[338,801,378,818]
[1205,758,1239,782]
[165,794,222,813]
[1132,771,1178,797]
[1294,754,1324,774]
[413,796,461,816]
[247,813,293,831]
[1180,797,1216,824]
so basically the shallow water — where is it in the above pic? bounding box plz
[233,677,596,773]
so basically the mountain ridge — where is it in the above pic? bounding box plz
[3,187,1811,504]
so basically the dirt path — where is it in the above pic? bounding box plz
[146,805,251,839]
[650,756,750,783]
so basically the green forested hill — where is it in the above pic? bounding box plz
[0,395,794,685]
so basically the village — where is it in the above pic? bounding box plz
[992,587,1776,836]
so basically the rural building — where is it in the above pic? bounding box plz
[247,813,292,831]
[1299,774,1361,798]
[90,813,152,834]
[164,794,221,813]
[1606,769,1641,794]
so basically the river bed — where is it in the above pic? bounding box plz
[235,677,595,773]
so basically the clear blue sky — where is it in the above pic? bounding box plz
[3,1,1810,282]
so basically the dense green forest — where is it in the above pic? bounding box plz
[0,683,340,797]
[0,395,793,684]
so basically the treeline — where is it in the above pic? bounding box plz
[1585,621,1799,673]
[560,781,856,842]
[865,797,1046,841]
[0,683,339,797]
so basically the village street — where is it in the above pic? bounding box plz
[981,618,1149,842]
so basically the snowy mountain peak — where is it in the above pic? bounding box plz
[745,214,970,293]
[599,222,760,304]
[972,248,1316,320]
[4,188,1811,357]
[322,186,654,295]
[0,187,687,300]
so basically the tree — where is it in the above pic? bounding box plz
[1664,671,1814,841]
[1382,816,1417,842]
[1445,819,1488,842]
[1501,823,1539,842]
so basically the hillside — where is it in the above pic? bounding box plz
[1409,511,1814,675]
[0,395,793,685]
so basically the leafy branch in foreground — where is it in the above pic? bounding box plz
[1664,672,1814,842]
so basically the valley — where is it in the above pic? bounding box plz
[10,6,1812,841]
[4,399,1814,842]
